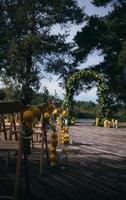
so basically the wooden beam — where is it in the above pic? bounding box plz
[0,196,15,199]
[0,101,26,114]
[0,141,19,150]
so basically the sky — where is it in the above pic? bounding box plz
[0,1,111,102]
[41,51,104,102]
[41,0,111,102]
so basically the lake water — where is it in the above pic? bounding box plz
[76,118,95,124]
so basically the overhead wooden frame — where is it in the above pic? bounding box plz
[0,101,26,114]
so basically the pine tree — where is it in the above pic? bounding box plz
[74,0,126,102]
[0,0,84,103]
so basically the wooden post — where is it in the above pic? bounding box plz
[9,115,18,141]
[14,132,22,200]
[45,128,50,167]
[20,116,30,195]
[1,116,7,140]
[13,115,18,141]
[39,132,45,175]
[42,117,50,167]
[24,153,30,194]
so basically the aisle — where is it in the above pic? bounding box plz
[20,124,126,200]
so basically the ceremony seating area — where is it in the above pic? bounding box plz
[0,106,22,200]
[0,101,70,199]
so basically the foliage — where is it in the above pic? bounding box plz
[74,0,126,102]
[0,88,6,100]
[63,69,116,121]
[0,85,62,108]
[92,0,126,7]
[0,86,20,101]
[73,101,97,119]
[0,0,84,103]
[30,87,62,106]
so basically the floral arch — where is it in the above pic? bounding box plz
[63,69,113,123]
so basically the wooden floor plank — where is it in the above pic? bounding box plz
[1,122,126,200]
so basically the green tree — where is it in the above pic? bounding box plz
[0,0,84,103]
[73,100,97,119]
[74,0,126,102]
[45,53,79,90]
[0,89,6,100]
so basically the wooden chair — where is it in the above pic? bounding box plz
[0,101,25,200]
[31,124,44,174]
[113,119,118,128]
[31,115,50,175]
[32,122,42,149]
[0,115,7,140]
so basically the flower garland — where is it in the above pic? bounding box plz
[63,69,114,123]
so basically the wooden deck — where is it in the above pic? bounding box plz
[1,122,126,200]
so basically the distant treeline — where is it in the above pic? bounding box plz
[73,100,126,121]
[73,101,97,119]
[0,87,126,121]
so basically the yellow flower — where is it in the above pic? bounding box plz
[23,110,34,122]
[53,109,58,115]
[62,110,68,117]
[63,126,69,133]
[51,138,58,147]
[50,146,56,154]
[64,133,70,140]
[43,112,50,119]
[49,154,57,162]
[30,106,40,117]
[51,133,58,139]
